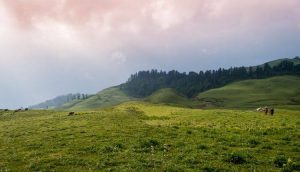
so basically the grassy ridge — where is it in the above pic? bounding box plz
[0,102,299,171]
[263,57,300,67]
[61,76,300,110]
[145,88,199,108]
[61,86,136,110]
[197,75,300,109]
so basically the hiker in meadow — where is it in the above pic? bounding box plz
[264,107,268,115]
[270,108,274,115]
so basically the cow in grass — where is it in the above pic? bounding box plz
[256,107,265,112]
[14,109,22,112]
[68,112,75,116]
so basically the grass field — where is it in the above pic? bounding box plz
[1,102,299,171]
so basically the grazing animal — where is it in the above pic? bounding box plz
[14,109,22,112]
[25,108,29,111]
[68,112,75,116]
[256,107,264,111]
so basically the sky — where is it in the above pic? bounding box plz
[0,0,300,108]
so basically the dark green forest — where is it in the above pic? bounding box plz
[121,57,300,98]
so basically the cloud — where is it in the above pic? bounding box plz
[110,51,127,65]
[0,0,299,108]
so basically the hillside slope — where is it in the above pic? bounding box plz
[197,75,300,109]
[30,93,90,109]
[63,76,300,110]
[145,88,199,107]
[61,86,136,110]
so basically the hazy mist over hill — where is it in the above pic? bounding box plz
[0,0,300,108]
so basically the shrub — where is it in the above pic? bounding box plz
[261,144,273,150]
[185,156,200,167]
[248,139,260,148]
[81,145,98,153]
[102,146,114,153]
[138,139,160,152]
[186,130,192,134]
[164,165,183,172]
[173,125,179,129]
[226,152,247,164]
[282,158,298,172]
[282,137,292,141]
[274,155,287,168]
[197,144,208,150]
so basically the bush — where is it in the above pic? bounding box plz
[274,155,287,168]
[282,158,298,172]
[138,139,160,152]
[261,144,273,150]
[197,144,208,150]
[186,130,192,134]
[102,146,114,153]
[185,156,200,167]
[226,152,247,164]
[248,139,260,148]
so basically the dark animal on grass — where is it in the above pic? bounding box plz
[25,108,29,111]
[68,112,75,116]
[14,109,22,112]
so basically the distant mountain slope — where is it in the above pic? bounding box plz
[61,76,300,110]
[197,75,300,109]
[30,93,90,109]
[62,86,136,110]
[34,57,300,110]
[121,57,300,98]
[263,56,300,67]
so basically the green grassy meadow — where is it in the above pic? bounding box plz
[1,102,299,171]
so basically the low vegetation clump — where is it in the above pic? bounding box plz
[0,102,299,171]
[274,155,288,168]
[225,152,248,164]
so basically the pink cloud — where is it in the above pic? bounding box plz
[1,0,300,108]
[3,0,299,35]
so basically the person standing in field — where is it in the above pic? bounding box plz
[270,108,274,115]
[264,107,268,115]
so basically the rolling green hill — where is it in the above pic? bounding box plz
[30,93,90,109]
[197,75,300,109]
[62,76,300,110]
[61,86,136,110]
[145,88,199,107]
[31,57,299,110]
